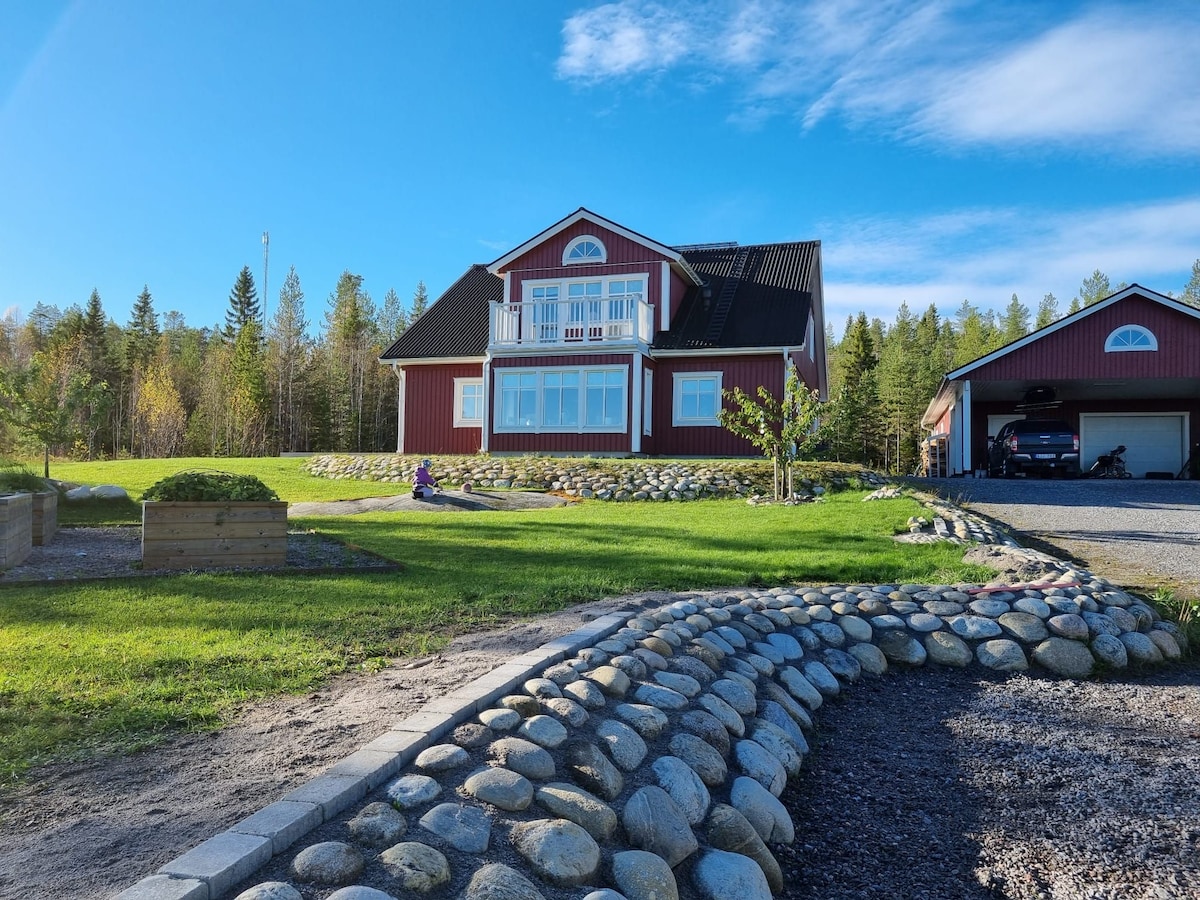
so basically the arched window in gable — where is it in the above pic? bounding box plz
[1104,324,1158,352]
[563,235,607,265]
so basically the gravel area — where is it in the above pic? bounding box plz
[917,479,1200,598]
[780,663,1200,900]
[0,526,397,583]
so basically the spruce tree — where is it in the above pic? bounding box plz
[999,293,1031,344]
[410,281,429,321]
[1182,260,1200,308]
[126,285,160,371]
[224,265,261,338]
[1035,292,1058,329]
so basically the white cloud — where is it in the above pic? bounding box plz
[918,13,1200,153]
[557,1,693,81]
[821,197,1200,325]
[558,1,1200,155]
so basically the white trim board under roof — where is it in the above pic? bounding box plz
[487,208,703,286]
[945,284,1200,381]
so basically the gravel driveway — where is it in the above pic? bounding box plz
[918,478,1200,599]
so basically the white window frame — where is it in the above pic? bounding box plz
[672,372,723,427]
[493,365,628,434]
[643,370,653,436]
[453,378,484,428]
[1104,324,1158,352]
[563,234,607,265]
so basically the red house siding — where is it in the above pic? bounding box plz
[499,221,673,274]
[402,363,484,455]
[488,353,637,455]
[969,296,1200,381]
[653,355,787,456]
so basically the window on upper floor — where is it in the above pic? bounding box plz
[672,372,723,427]
[1104,324,1158,352]
[563,235,607,265]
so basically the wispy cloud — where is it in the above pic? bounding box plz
[557,1,692,81]
[557,1,1200,155]
[821,197,1200,323]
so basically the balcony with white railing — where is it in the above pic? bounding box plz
[489,294,655,350]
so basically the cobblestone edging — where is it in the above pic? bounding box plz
[302,455,884,502]
[112,550,1188,900]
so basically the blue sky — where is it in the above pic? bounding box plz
[2,0,1198,336]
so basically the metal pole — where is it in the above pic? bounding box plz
[262,231,270,325]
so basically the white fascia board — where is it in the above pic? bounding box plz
[377,355,486,366]
[486,208,702,285]
[920,378,954,428]
[945,284,1198,381]
[650,346,794,359]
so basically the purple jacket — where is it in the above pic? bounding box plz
[414,466,437,487]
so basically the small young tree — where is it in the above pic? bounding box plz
[718,366,822,501]
[0,348,107,476]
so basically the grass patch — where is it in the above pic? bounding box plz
[1149,588,1200,647]
[0,485,995,781]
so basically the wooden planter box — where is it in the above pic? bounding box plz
[0,493,33,568]
[142,501,288,570]
[32,491,57,546]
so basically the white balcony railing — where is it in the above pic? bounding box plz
[490,294,655,349]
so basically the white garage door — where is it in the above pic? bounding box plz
[1080,414,1186,478]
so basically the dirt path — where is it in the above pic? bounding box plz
[0,592,670,900]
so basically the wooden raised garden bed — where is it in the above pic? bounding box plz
[0,493,33,568]
[32,491,57,546]
[142,501,288,570]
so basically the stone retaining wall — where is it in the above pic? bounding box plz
[303,455,882,502]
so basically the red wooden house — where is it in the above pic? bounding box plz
[922,285,1200,478]
[380,209,828,456]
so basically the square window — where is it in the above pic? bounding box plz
[672,372,723,427]
[454,378,483,428]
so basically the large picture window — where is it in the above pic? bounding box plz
[496,366,627,433]
[672,372,723,427]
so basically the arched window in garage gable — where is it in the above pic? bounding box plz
[1104,324,1157,352]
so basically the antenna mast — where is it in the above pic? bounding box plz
[262,231,270,324]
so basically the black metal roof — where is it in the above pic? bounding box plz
[379,265,499,362]
[379,241,820,362]
[656,241,820,350]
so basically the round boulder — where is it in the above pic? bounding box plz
[510,819,600,887]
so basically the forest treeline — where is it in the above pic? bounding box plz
[0,265,427,466]
[1,261,1197,474]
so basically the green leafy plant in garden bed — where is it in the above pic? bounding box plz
[0,461,54,494]
[141,470,279,502]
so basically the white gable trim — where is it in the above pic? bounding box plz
[487,208,703,285]
[946,285,1200,381]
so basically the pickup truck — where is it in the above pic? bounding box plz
[987,419,1080,478]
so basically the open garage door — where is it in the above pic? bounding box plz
[1080,414,1187,478]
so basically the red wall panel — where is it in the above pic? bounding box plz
[653,355,786,456]
[403,363,483,455]
[970,296,1200,381]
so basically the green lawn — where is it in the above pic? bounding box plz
[0,461,998,781]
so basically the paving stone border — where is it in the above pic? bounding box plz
[112,497,1189,900]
